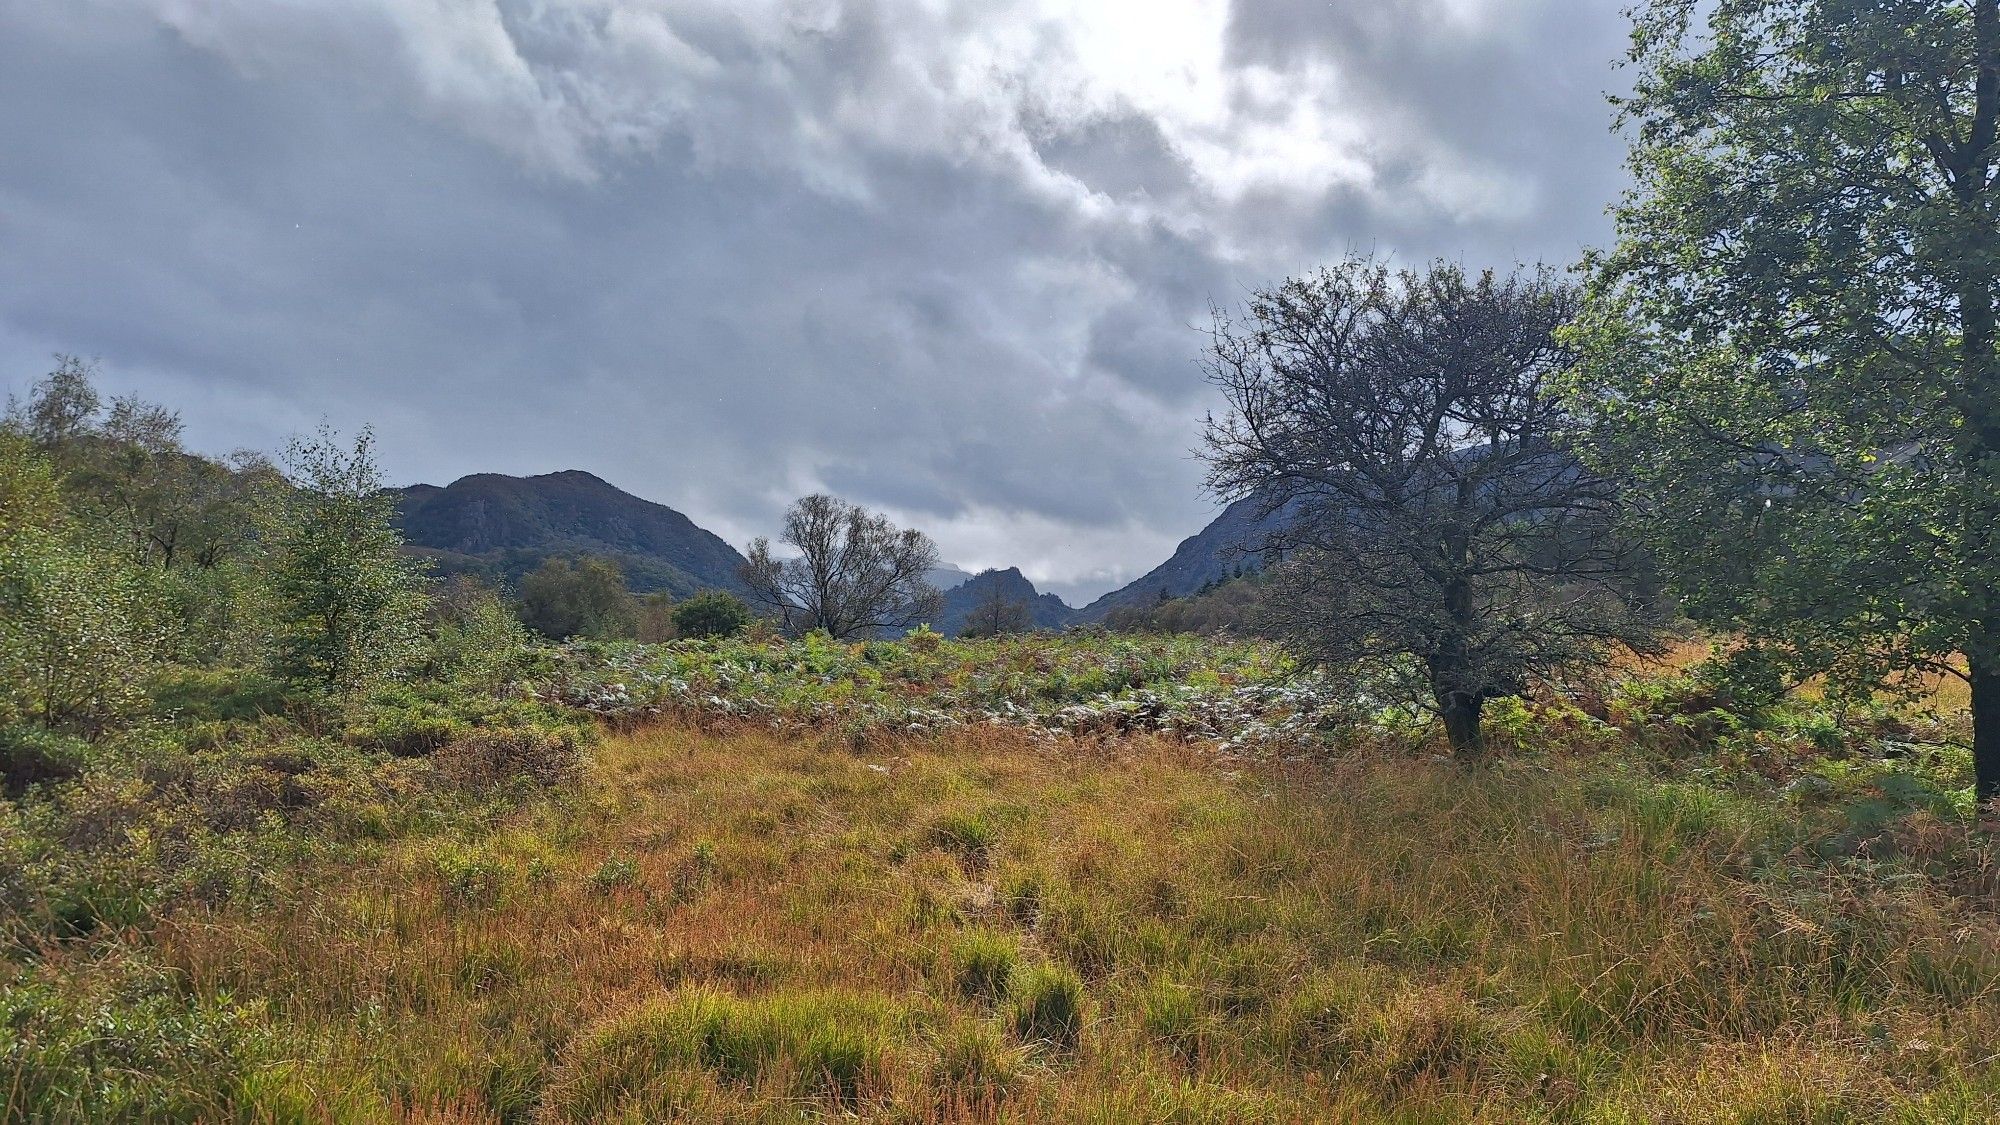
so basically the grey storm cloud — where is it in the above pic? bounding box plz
[0,0,1633,603]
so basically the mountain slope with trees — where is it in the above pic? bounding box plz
[1076,495,1293,621]
[932,567,1077,635]
[394,470,748,598]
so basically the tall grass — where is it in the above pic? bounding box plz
[1,715,1989,1121]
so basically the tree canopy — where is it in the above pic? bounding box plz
[266,426,428,696]
[742,494,942,639]
[1566,0,2000,794]
[1205,257,1662,752]
[516,556,638,641]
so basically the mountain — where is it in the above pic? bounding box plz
[395,470,749,598]
[931,567,1078,635]
[1076,495,1294,621]
[927,564,976,592]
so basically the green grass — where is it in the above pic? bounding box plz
[6,633,2000,1121]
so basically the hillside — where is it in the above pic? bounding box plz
[395,470,749,598]
[931,567,1077,634]
[1077,494,1294,621]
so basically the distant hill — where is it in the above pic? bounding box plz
[1077,495,1294,621]
[931,567,1078,634]
[394,470,749,598]
[928,564,976,592]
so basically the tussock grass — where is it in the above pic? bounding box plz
[11,719,2000,1120]
[1007,962,1087,1050]
[948,928,1021,1001]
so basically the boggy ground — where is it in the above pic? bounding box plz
[68,719,2000,1122]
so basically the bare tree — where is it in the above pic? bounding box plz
[959,583,1031,638]
[1203,257,1663,754]
[742,494,942,639]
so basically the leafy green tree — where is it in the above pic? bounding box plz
[0,435,157,734]
[4,355,100,471]
[1567,0,2000,796]
[265,426,427,696]
[516,556,637,640]
[424,575,531,690]
[86,404,278,573]
[7,359,283,664]
[672,591,751,639]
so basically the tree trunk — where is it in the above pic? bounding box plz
[1958,0,2000,806]
[1973,655,2000,806]
[1438,690,1485,757]
[1958,274,2000,801]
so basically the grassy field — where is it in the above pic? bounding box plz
[7,634,2000,1121]
[15,719,1996,1120]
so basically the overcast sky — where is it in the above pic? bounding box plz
[0,0,1633,603]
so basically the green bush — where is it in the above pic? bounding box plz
[425,575,533,690]
[672,592,751,640]
[590,855,639,892]
[0,522,159,736]
[0,724,91,797]
[148,666,290,723]
[344,703,463,757]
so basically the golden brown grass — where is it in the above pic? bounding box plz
[124,722,2000,1121]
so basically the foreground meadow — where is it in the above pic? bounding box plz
[7,634,2000,1121]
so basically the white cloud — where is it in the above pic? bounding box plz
[0,0,1631,600]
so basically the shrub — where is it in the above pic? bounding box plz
[1008,963,1085,1049]
[0,967,272,1121]
[0,521,159,736]
[430,728,583,790]
[672,592,751,640]
[430,843,507,907]
[344,704,462,757]
[147,667,290,723]
[590,855,639,892]
[424,575,532,690]
[0,724,91,797]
